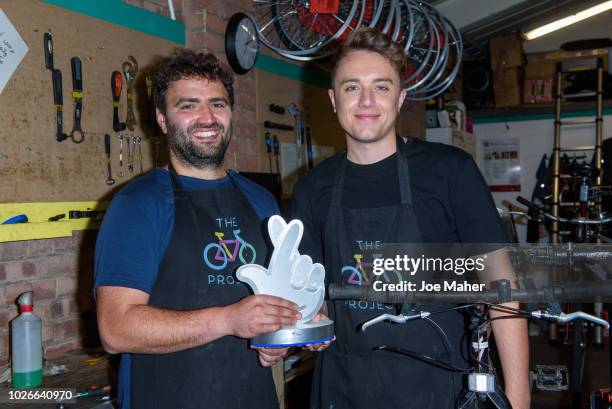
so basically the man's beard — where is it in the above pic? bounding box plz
[166,119,232,168]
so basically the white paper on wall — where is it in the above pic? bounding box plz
[0,9,29,94]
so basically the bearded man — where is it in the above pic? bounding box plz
[95,50,297,409]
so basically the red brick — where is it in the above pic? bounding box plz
[191,0,206,12]
[205,32,225,53]
[204,0,226,18]
[0,287,6,306]
[56,276,77,297]
[31,279,57,301]
[22,261,36,278]
[27,239,54,258]
[53,319,79,341]
[5,282,33,305]
[62,297,79,317]
[0,241,28,261]
[44,339,81,360]
[34,301,53,321]
[142,0,163,14]
[186,10,206,30]
[50,299,64,319]
[0,264,5,281]
[205,12,227,35]
[235,0,254,13]
[0,308,14,329]
[238,93,256,112]
[52,235,79,253]
[2,334,9,359]
[42,322,53,343]
[44,254,78,278]
[188,31,207,48]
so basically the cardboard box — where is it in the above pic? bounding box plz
[523,78,553,104]
[494,67,523,107]
[490,33,524,70]
[525,60,556,80]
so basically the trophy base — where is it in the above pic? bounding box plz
[251,319,335,347]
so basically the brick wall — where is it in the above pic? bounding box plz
[0,231,97,376]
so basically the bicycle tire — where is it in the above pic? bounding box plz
[203,243,228,271]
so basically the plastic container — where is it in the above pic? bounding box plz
[11,292,43,388]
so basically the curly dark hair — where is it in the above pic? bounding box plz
[331,28,407,86]
[153,49,234,114]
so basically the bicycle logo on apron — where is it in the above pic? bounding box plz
[203,230,257,270]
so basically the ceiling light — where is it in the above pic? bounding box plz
[524,1,612,40]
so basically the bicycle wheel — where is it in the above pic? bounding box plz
[404,1,444,93]
[341,266,364,285]
[203,243,228,271]
[253,0,361,60]
[238,242,257,265]
[407,16,463,100]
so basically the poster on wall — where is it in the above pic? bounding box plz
[0,9,29,94]
[482,137,521,192]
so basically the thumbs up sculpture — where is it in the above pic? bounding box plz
[237,215,334,347]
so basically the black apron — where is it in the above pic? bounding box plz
[312,140,467,409]
[132,166,278,409]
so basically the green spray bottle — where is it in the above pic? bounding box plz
[11,291,42,387]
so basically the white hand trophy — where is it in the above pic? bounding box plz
[237,215,334,347]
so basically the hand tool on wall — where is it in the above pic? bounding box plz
[287,103,304,167]
[126,135,134,174]
[306,126,313,170]
[52,69,69,142]
[69,57,85,143]
[269,104,285,115]
[43,32,54,71]
[263,121,294,131]
[104,134,115,185]
[273,135,280,174]
[265,132,273,172]
[122,56,138,130]
[111,71,126,132]
[136,135,143,173]
[117,134,124,178]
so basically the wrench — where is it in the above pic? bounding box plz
[104,134,115,185]
[52,69,69,142]
[117,134,124,178]
[136,136,143,173]
[69,57,85,144]
[126,135,134,174]
[122,56,138,130]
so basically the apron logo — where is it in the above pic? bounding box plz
[341,253,402,286]
[202,229,257,271]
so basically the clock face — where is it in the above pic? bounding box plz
[226,13,259,74]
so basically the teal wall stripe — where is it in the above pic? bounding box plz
[42,1,329,87]
[474,108,612,124]
[42,0,185,45]
[255,54,330,89]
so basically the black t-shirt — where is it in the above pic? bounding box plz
[291,137,507,263]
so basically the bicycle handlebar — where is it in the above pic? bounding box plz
[511,196,612,225]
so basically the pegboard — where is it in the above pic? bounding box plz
[255,64,345,195]
[0,0,179,203]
